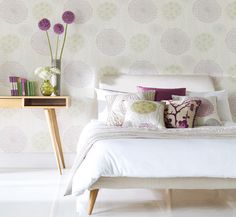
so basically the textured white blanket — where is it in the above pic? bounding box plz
[64,120,236,196]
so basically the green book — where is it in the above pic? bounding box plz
[26,81,30,96]
[17,82,22,96]
[30,81,35,96]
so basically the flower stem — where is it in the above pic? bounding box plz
[46,31,53,62]
[59,24,68,60]
[55,35,59,60]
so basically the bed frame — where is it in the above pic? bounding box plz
[86,74,236,215]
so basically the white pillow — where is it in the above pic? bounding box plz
[95,88,127,121]
[106,93,140,126]
[187,90,233,122]
[123,100,165,129]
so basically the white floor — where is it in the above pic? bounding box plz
[0,169,236,217]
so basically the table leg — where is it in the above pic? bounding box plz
[44,108,62,175]
[50,109,66,169]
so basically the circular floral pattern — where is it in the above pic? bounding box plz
[32,2,53,19]
[0,61,26,86]
[129,61,157,75]
[226,2,236,19]
[63,125,84,152]
[99,66,120,76]
[204,118,222,126]
[96,29,126,56]
[162,2,182,20]
[67,34,85,52]
[64,0,93,24]
[164,65,183,74]
[0,35,20,54]
[130,34,150,52]
[161,28,190,55]
[193,0,221,23]
[191,97,214,117]
[132,101,157,114]
[194,33,214,52]
[0,0,28,24]
[205,119,221,126]
[64,61,94,88]
[226,28,236,53]
[97,2,118,20]
[194,60,223,77]
[31,31,52,56]
[0,127,27,153]
[128,0,157,23]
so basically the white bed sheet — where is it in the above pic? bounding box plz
[72,123,236,195]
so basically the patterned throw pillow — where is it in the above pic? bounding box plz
[106,93,140,126]
[172,95,222,126]
[164,99,201,128]
[137,88,156,101]
[123,100,166,129]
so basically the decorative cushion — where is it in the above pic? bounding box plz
[137,88,156,101]
[187,90,233,122]
[95,88,127,121]
[123,100,166,129]
[172,95,222,126]
[164,99,201,128]
[137,86,186,101]
[106,93,140,126]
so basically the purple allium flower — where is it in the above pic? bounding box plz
[62,11,75,24]
[178,120,189,128]
[38,18,51,31]
[53,23,64,34]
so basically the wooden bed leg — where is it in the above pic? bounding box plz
[165,189,172,209]
[88,189,99,215]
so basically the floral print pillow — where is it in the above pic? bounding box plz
[123,100,166,129]
[164,99,201,128]
[172,96,222,126]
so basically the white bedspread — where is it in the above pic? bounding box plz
[66,121,236,196]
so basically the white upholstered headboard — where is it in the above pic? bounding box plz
[99,75,215,92]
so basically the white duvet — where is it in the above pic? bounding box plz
[69,121,236,196]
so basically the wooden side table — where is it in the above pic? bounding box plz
[0,96,70,174]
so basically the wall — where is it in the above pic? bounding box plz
[0,0,236,163]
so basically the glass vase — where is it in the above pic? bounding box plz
[40,80,54,96]
[51,59,61,96]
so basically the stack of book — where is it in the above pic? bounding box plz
[9,76,36,96]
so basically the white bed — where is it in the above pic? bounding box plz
[65,74,236,215]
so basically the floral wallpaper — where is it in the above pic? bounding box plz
[0,0,236,153]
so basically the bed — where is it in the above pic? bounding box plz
[65,74,236,215]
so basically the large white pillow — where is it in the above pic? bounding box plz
[187,90,233,122]
[95,88,126,121]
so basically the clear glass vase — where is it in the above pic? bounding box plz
[40,80,54,96]
[51,59,61,96]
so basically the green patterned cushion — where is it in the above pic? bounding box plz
[123,100,165,129]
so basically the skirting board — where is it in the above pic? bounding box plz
[0,153,76,168]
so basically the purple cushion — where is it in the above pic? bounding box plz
[137,86,186,101]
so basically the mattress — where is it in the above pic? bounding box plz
[70,122,236,195]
